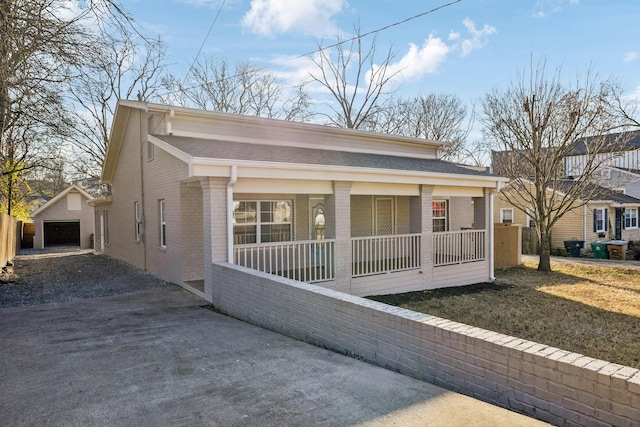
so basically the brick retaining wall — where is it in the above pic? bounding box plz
[212,262,640,426]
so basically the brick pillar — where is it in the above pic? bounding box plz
[201,177,228,302]
[420,186,434,284]
[326,181,352,294]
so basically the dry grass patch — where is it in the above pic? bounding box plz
[369,260,640,369]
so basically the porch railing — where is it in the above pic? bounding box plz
[433,230,485,266]
[233,239,335,283]
[352,233,421,277]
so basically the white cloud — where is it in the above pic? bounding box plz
[242,0,346,37]
[459,18,496,57]
[532,0,579,18]
[448,31,461,41]
[624,52,638,63]
[369,35,451,86]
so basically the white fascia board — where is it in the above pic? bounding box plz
[190,157,505,188]
[32,185,93,217]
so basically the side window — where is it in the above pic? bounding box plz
[159,200,166,248]
[134,201,141,241]
[432,200,448,232]
[624,208,638,229]
[232,200,292,244]
[500,208,514,224]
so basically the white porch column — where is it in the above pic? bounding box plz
[201,177,228,302]
[326,181,352,294]
[419,185,434,284]
[473,188,494,280]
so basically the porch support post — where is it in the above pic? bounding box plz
[201,177,228,302]
[473,188,493,281]
[419,185,434,284]
[326,181,352,294]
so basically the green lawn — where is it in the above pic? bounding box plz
[368,260,640,369]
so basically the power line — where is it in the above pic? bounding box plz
[161,0,463,98]
[297,0,464,58]
[181,0,228,88]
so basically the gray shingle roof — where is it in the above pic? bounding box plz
[568,130,640,156]
[153,134,497,178]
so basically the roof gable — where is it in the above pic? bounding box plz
[31,185,93,217]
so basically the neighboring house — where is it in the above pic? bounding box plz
[31,184,95,250]
[93,100,508,300]
[592,166,640,199]
[564,130,640,180]
[494,181,640,254]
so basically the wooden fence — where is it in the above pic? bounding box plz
[521,227,539,255]
[493,223,520,269]
[0,214,18,268]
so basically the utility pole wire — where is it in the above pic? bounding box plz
[298,0,464,58]
[162,0,463,97]
[181,0,227,87]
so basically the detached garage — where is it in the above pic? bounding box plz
[32,185,95,250]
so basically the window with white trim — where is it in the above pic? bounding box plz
[134,201,141,241]
[500,208,514,224]
[233,200,292,244]
[159,199,166,248]
[624,208,638,229]
[432,200,448,232]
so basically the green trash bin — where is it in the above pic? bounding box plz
[591,241,609,259]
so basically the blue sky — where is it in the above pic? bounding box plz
[124,0,640,117]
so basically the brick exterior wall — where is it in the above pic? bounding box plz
[212,262,640,427]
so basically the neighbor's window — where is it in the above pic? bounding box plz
[233,200,292,244]
[500,208,514,224]
[159,199,166,247]
[432,200,448,232]
[624,208,638,229]
[593,207,608,233]
[134,201,141,241]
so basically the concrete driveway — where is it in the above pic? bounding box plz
[1,259,547,426]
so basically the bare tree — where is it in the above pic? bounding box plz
[367,94,475,162]
[482,60,628,271]
[65,32,168,182]
[0,0,145,212]
[307,26,400,129]
[163,56,310,121]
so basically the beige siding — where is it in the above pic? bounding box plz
[493,194,529,227]
[549,206,584,251]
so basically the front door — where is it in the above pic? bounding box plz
[615,208,623,240]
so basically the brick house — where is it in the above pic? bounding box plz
[93,100,508,300]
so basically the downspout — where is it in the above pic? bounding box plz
[139,112,147,271]
[227,165,238,263]
[166,108,174,135]
[583,204,587,245]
